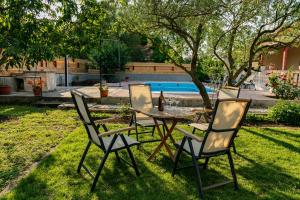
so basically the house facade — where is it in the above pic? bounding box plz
[263,47,300,71]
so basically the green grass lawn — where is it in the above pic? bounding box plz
[0,106,299,200]
[0,105,79,192]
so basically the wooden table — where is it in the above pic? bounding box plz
[133,107,196,162]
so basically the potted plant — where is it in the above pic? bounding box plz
[32,79,43,96]
[33,84,42,96]
[0,78,12,95]
[99,84,109,97]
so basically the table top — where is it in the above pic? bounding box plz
[132,107,197,119]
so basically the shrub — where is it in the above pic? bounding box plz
[268,101,300,126]
[273,82,300,100]
[245,113,271,124]
[267,72,300,100]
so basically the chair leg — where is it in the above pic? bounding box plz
[91,150,110,192]
[102,124,108,132]
[128,116,133,136]
[91,135,117,192]
[135,125,139,141]
[77,141,91,173]
[192,127,196,134]
[227,151,238,190]
[134,125,141,149]
[151,126,155,136]
[115,151,121,163]
[203,158,209,169]
[172,137,186,177]
[232,141,237,154]
[188,138,204,200]
[120,134,140,176]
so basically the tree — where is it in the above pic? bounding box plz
[120,32,147,62]
[212,0,300,87]
[119,0,220,109]
[56,0,119,58]
[0,0,72,69]
[88,40,130,73]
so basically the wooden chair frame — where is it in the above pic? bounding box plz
[173,98,251,200]
[71,90,140,192]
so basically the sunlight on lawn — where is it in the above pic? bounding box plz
[1,122,299,200]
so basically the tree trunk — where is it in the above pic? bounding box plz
[227,75,234,86]
[191,74,212,109]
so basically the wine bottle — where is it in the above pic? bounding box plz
[158,90,164,111]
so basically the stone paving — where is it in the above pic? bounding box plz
[37,83,274,100]
[1,82,281,109]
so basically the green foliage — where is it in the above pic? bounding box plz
[88,41,130,73]
[55,0,120,59]
[120,33,147,62]
[196,56,225,82]
[1,0,121,69]
[245,113,271,125]
[267,73,300,100]
[273,83,300,100]
[0,1,60,69]
[268,101,300,126]
[211,1,300,87]
[150,38,167,62]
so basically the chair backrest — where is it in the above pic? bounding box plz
[200,98,251,155]
[217,86,240,99]
[71,91,103,146]
[129,84,153,120]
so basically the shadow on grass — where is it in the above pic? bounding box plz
[3,126,299,200]
[0,164,55,200]
[236,153,300,200]
[0,105,49,119]
[242,128,300,154]
[0,115,10,122]
[263,127,300,139]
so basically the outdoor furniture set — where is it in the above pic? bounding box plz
[71,84,251,200]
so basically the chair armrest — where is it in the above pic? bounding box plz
[99,126,135,137]
[189,123,209,131]
[175,127,204,143]
[94,116,122,124]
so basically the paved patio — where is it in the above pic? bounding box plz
[14,82,274,99]
[0,82,281,109]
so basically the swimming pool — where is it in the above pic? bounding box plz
[144,82,214,93]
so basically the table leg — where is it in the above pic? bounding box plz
[162,119,176,145]
[148,119,178,162]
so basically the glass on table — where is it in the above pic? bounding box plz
[165,97,173,106]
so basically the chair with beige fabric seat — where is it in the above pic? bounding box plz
[173,98,251,200]
[128,84,165,144]
[190,86,241,152]
[71,91,140,192]
[217,86,241,99]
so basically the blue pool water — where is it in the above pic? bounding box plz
[145,82,214,93]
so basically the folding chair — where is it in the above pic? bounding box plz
[190,86,241,153]
[241,74,256,90]
[173,98,251,200]
[128,84,165,144]
[71,91,140,192]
